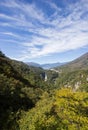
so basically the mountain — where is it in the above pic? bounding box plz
[26,62,67,69]
[0,51,37,129]
[26,62,41,67]
[0,51,55,129]
[55,52,88,91]
[41,62,67,69]
[0,51,58,92]
[0,51,88,130]
[55,52,88,72]
[26,52,88,70]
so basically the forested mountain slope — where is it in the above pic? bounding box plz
[55,53,88,91]
[0,51,88,130]
[0,51,46,129]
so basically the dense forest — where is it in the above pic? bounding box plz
[0,51,88,130]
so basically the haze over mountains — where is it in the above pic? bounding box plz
[41,62,67,69]
[26,62,67,69]
[26,62,41,68]
[26,52,88,70]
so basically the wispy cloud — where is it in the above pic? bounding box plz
[0,0,88,61]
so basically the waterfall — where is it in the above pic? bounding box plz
[45,73,47,81]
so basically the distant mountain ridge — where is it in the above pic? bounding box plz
[26,62,41,67]
[41,62,67,69]
[26,62,67,69]
[26,52,88,70]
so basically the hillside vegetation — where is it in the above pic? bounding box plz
[0,51,88,130]
[55,53,88,91]
[19,89,88,130]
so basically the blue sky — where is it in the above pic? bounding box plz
[0,0,88,64]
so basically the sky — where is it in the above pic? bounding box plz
[0,0,88,64]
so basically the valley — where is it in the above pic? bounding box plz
[0,51,88,130]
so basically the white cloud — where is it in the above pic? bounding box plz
[0,0,45,21]
[1,32,19,38]
[0,0,88,61]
